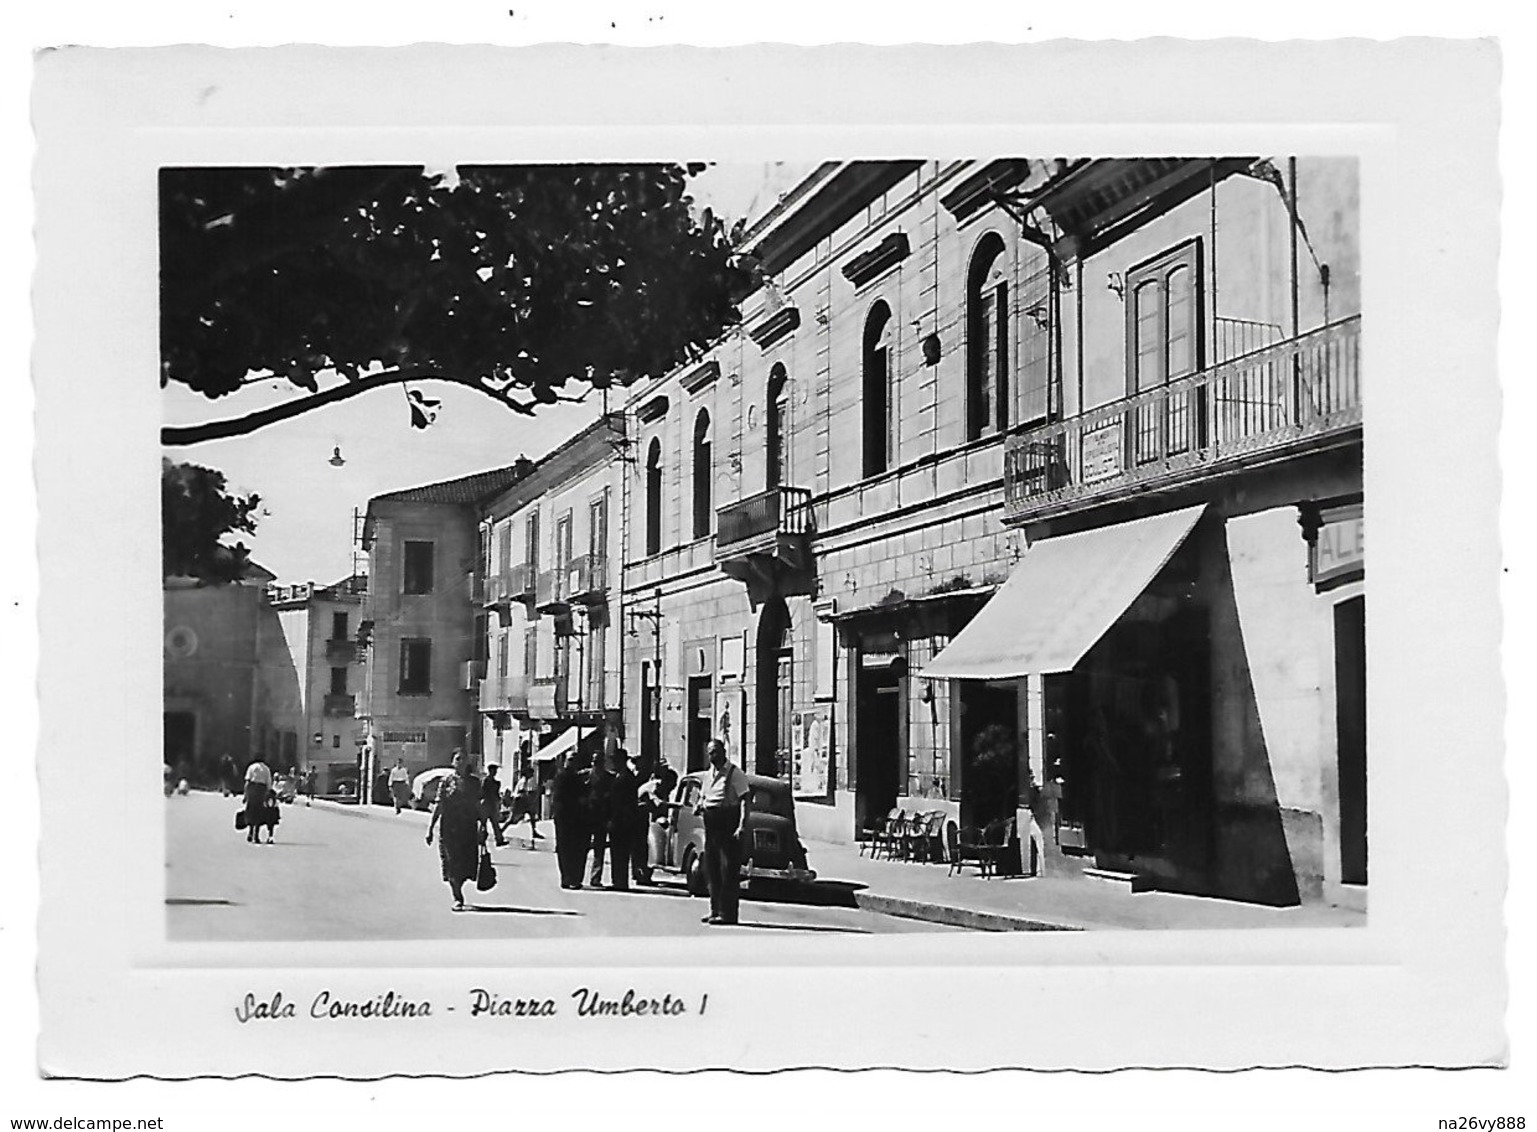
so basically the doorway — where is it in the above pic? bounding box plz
[754,598,791,777]
[854,663,903,834]
[1334,596,1367,885]
[686,675,713,773]
[164,711,196,770]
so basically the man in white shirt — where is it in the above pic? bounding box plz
[694,739,750,925]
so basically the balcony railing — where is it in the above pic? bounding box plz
[1003,316,1360,523]
[322,693,356,717]
[716,485,815,553]
[568,553,609,604]
[506,562,535,603]
[478,676,528,714]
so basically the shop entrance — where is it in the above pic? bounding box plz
[854,661,903,833]
[686,675,713,773]
[1335,595,1367,885]
[1052,600,1213,870]
[164,711,196,770]
[957,680,1020,827]
[753,598,791,777]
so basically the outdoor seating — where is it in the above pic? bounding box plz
[923,811,949,863]
[948,823,993,877]
[868,808,905,860]
[859,807,898,857]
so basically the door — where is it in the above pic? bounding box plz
[854,665,903,834]
[164,712,196,770]
[775,648,794,780]
[686,675,713,773]
[1335,596,1367,885]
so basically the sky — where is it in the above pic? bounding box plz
[162,161,816,585]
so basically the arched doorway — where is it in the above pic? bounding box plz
[754,597,792,778]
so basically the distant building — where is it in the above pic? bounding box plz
[261,575,369,794]
[358,463,531,800]
[478,415,625,776]
[163,559,281,780]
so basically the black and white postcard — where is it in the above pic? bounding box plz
[27,33,1509,1093]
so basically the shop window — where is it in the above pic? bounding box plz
[398,638,432,695]
[645,437,663,556]
[402,541,435,595]
[692,409,713,540]
[966,233,1010,440]
[766,364,790,489]
[862,302,895,477]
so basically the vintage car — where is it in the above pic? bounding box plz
[270,774,297,804]
[644,772,816,895]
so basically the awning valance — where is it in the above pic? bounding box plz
[919,504,1206,681]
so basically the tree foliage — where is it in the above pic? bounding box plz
[162,459,261,582]
[160,164,755,445]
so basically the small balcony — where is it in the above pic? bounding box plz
[567,553,609,605]
[506,562,535,604]
[1003,317,1361,525]
[715,485,816,602]
[535,567,569,616]
[478,675,527,715]
[324,638,357,664]
[322,693,356,717]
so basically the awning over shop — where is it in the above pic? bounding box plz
[919,504,1207,681]
[534,726,582,763]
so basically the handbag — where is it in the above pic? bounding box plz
[234,810,248,831]
[476,847,498,892]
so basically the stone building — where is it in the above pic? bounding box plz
[262,574,369,794]
[357,464,530,798]
[620,157,1362,906]
[478,416,626,777]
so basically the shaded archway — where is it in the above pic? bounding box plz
[754,597,792,778]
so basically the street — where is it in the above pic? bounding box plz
[166,792,961,940]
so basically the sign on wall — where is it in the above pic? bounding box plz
[1310,501,1365,589]
[791,710,830,799]
[1080,422,1124,484]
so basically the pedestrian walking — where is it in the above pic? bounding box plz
[424,749,485,911]
[550,751,590,890]
[388,759,411,814]
[512,758,543,845]
[695,738,751,925]
[602,748,640,891]
[219,754,239,797]
[585,741,615,888]
[481,763,510,846]
[302,766,316,806]
[242,755,273,845]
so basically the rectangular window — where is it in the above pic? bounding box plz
[498,629,510,679]
[589,492,608,564]
[331,611,348,640]
[525,513,540,578]
[330,666,348,695]
[524,627,539,682]
[399,638,432,695]
[332,734,341,749]
[555,511,573,595]
[402,541,435,595]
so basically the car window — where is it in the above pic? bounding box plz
[681,782,700,808]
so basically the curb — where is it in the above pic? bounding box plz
[849,892,1081,932]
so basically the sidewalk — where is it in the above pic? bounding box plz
[799,835,1367,931]
[309,799,1364,932]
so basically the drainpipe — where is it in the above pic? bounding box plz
[1288,158,1300,340]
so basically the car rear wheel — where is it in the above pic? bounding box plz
[684,848,708,897]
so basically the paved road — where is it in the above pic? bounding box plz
[167,792,960,940]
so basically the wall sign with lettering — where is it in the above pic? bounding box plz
[1300,499,1364,591]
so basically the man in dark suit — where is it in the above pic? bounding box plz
[550,751,590,890]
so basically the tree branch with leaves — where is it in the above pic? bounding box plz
[160,163,755,445]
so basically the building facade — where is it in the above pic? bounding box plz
[618,157,1361,906]
[262,575,369,793]
[479,416,625,777]
[358,465,529,799]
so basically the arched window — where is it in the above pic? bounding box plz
[966,234,1009,440]
[691,409,713,540]
[766,364,789,489]
[644,437,663,557]
[862,302,894,477]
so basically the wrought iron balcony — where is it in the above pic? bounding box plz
[322,693,356,717]
[715,485,816,599]
[478,675,527,714]
[1003,316,1360,524]
[567,554,609,605]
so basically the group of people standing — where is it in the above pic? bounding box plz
[549,737,674,893]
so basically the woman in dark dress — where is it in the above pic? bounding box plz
[425,749,485,910]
